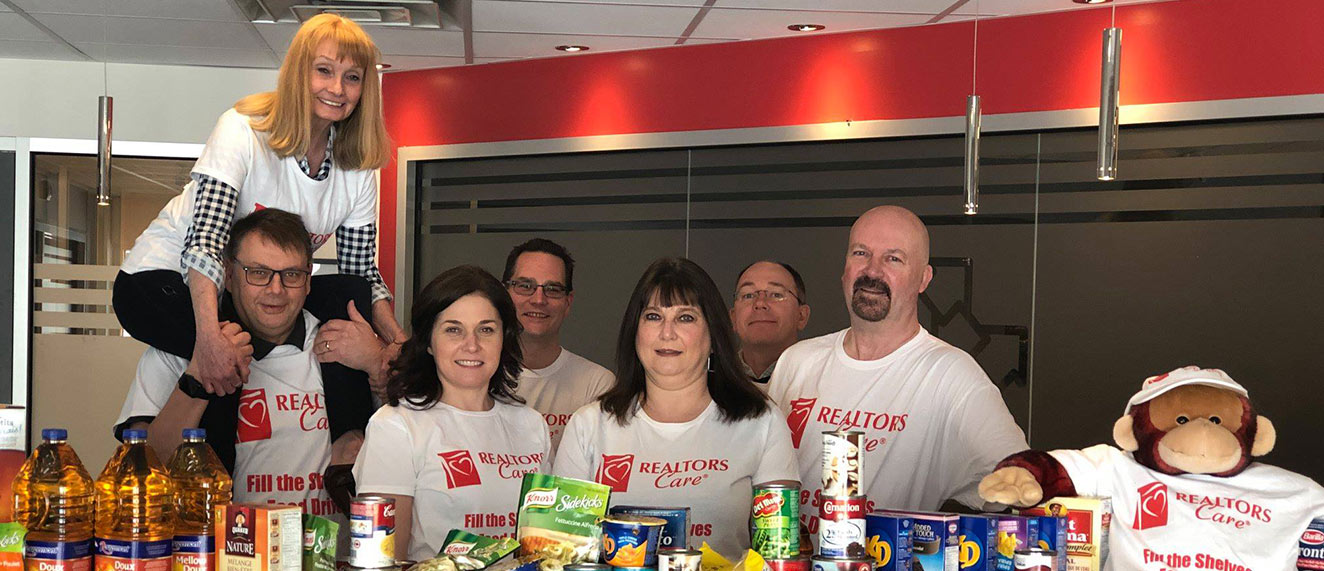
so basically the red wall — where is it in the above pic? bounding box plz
[379,0,1324,291]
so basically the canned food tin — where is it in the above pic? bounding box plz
[810,556,871,571]
[821,431,863,497]
[762,556,810,571]
[657,549,702,571]
[349,495,396,569]
[1013,548,1056,571]
[818,497,866,558]
[602,515,667,567]
[752,484,801,560]
[564,564,613,571]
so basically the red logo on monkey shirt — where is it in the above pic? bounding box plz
[787,398,817,448]
[438,450,482,489]
[596,454,635,492]
[236,389,271,443]
[1133,481,1169,530]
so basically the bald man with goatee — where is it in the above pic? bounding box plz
[767,206,1027,544]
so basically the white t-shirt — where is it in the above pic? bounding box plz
[513,348,614,452]
[114,311,339,517]
[766,328,1027,537]
[1052,444,1324,571]
[352,399,552,562]
[121,108,378,276]
[553,401,799,560]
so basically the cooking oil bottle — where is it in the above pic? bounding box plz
[13,428,95,571]
[95,429,176,571]
[166,429,232,571]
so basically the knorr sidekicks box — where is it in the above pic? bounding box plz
[516,473,611,565]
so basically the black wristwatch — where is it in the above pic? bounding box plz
[177,373,219,400]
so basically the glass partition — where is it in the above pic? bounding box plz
[411,114,1324,482]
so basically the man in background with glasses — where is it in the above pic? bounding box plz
[730,261,811,388]
[114,208,382,519]
[501,239,613,452]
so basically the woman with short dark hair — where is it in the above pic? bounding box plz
[554,257,798,559]
[354,265,550,560]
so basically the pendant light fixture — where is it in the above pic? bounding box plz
[1097,3,1121,181]
[963,0,981,215]
[96,10,111,207]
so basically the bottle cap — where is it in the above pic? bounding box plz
[122,429,147,441]
[41,428,68,440]
[182,428,206,439]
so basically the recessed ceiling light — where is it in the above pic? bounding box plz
[1072,0,1111,4]
[788,24,826,32]
[376,63,391,70]
[556,45,590,52]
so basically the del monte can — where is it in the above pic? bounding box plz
[751,483,799,559]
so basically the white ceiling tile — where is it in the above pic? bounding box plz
[0,39,81,60]
[692,8,934,39]
[9,0,243,21]
[363,27,466,57]
[0,12,52,41]
[474,0,699,36]
[253,23,298,52]
[381,55,519,72]
[712,0,954,12]
[77,43,278,68]
[256,23,465,58]
[972,0,1166,18]
[473,31,688,58]
[32,14,264,50]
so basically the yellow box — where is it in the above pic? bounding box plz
[1019,497,1111,571]
[214,505,303,571]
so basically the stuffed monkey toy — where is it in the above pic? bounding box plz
[979,366,1324,570]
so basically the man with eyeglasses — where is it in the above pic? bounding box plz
[501,238,613,451]
[730,261,811,388]
[114,208,383,519]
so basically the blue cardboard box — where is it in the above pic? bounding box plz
[865,512,913,571]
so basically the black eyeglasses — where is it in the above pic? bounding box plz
[240,266,311,288]
[505,279,570,299]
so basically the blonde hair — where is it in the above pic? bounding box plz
[236,13,390,170]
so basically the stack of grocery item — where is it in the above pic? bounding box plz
[811,431,869,571]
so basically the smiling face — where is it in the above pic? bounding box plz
[731,261,808,350]
[635,293,711,391]
[840,206,933,324]
[309,39,364,126]
[507,251,573,340]
[429,293,503,394]
[226,233,311,344]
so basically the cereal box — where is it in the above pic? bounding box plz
[515,473,611,565]
[1019,497,1112,571]
[879,511,957,571]
[992,515,1036,571]
[864,513,912,571]
[957,515,996,571]
[215,504,302,571]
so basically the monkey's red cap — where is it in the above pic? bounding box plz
[1125,366,1248,414]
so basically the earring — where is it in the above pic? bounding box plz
[707,354,715,373]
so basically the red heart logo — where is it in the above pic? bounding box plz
[439,450,482,488]
[787,397,817,448]
[236,389,271,443]
[596,454,634,492]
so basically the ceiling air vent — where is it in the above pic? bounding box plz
[237,0,460,29]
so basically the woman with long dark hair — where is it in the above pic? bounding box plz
[554,257,797,559]
[353,266,550,560]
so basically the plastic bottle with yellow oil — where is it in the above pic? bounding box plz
[166,429,232,571]
[13,428,95,571]
[94,429,176,571]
